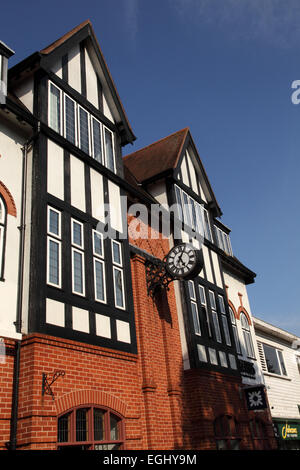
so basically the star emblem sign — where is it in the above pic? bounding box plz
[248,390,263,408]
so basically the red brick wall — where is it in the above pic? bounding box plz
[0,338,16,450]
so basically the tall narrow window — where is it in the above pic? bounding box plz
[240,313,255,358]
[209,290,222,343]
[112,240,125,309]
[92,117,103,164]
[174,185,183,221]
[78,106,90,155]
[49,82,61,133]
[104,127,115,172]
[229,307,241,354]
[64,94,77,145]
[0,197,7,279]
[199,285,212,337]
[218,295,231,346]
[188,280,201,336]
[203,208,212,241]
[93,230,106,303]
[47,206,62,288]
[71,219,85,296]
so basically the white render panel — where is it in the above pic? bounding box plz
[116,320,131,343]
[202,245,214,283]
[47,139,64,200]
[95,313,111,338]
[211,251,223,288]
[72,306,89,333]
[90,168,105,222]
[14,77,34,113]
[51,59,62,79]
[147,181,169,207]
[46,298,65,327]
[70,155,86,212]
[180,155,189,186]
[85,48,98,108]
[103,94,114,123]
[108,180,123,234]
[68,45,81,93]
[0,120,25,340]
[186,150,199,195]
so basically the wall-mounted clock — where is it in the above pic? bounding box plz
[165,243,204,280]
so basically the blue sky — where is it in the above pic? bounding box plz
[2,1,300,335]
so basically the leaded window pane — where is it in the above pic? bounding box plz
[95,260,105,301]
[191,302,201,335]
[79,107,90,154]
[110,414,119,441]
[49,209,60,236]
[94,409,105,441]
[58,414,70,443]
[105,128,114,171]
[49,239,59,285]
[114,267,124,308]
[49,83,61,133]
[76,409,88,442]
[65,95,76,144]
[93,231,103,257]
[73,250,84,294]
[92,118,102,164]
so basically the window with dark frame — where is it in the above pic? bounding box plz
[214,415,241,450]
[57,406,124,450]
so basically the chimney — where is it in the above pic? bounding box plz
[0,41,14,105]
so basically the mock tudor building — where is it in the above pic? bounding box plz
[124,128,276,449]
[0,21,277,450]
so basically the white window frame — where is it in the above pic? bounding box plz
[229,307,241,354]
[112,240,123,267]
[93,230,106,304]
[71,219,84,249]
[241,313,255,359]
[113,266,125,310]
[218,295,231,347]
[0,197,6,279]
[93,257,106,304]
[91,116,103,164]
[199,285,212,337]
[103,125,116,173]
[209,290,222,343]
[48,81,62,135]
[71,247,85,297]
[47,236,62,288]
[261,343,287,377]
[78,104,91,156]
[64,92,78,145]
[47,206,62,288]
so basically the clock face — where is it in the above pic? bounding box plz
[165,243,203,280]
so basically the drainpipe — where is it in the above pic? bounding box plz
[8,123,40,450]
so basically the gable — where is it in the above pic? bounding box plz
[9,21,135,145]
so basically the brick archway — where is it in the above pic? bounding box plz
[237,307,252,326]
[55,390,128,417]
[0,181,17,217]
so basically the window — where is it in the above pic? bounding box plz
[57,406,124,450]
[104,127,115,172]
[112,241,125,309]
[218,295,231,346]
[188,280,201,336]
[71,219,85,296]
[229,307,241,354]
[173,184,212,241]
[78,106,90,155]
[262,343,287,376]
[240,313,255,358]
[49,83,62,134]
[93,230,106,303]
[0,197,6,279]
[214,415,241,450]
[47,206,62,288]
[48,82,116,173]
[92,117,103,164]
[199,285,212,337]
[214,225,233,255]
[209,290,222,343]
[64,94,77,145]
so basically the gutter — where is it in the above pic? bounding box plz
[8,123,40,451]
